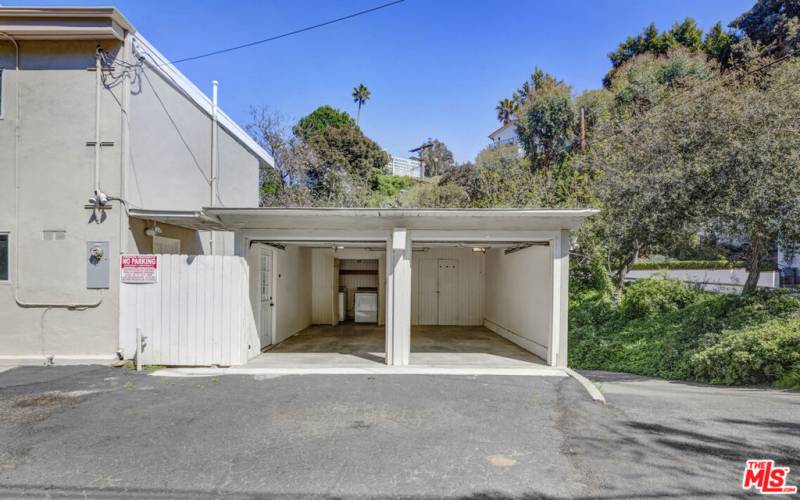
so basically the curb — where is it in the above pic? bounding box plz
[564,368,606,404]
[151,366,571,378]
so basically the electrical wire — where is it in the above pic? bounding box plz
[157,0,405,66]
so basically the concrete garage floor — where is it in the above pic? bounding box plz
[247,323,545,368]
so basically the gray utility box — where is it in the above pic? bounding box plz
[86,240,110,289]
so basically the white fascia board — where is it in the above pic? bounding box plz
[204,207,599,232]
[0,7,134,40]
[132,34,275,168]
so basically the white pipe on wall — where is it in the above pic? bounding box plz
[0,31,102,310]
[94,47,102,196]
[209,80,219,254]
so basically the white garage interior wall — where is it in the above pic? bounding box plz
[311,248,386,326]
[409,244,553,361]
[311,248,334,325]
[483,246,552,360]
[247,240,554,364]
[248,243,313,350]
[411,248,485,326]
[273,245,312,345]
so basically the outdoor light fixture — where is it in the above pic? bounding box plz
[472,247,486,253]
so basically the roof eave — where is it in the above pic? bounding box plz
[0,7,135,40]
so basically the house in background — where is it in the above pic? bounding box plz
[386,154,422,178]
[0,7,272,363]
[488,121,524,155]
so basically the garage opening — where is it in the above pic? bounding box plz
[410,241,551,367]
[246,242,389,367]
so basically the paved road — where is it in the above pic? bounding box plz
[0,366,797,499]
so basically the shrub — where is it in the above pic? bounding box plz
[689,319,800,385]
[569,276,800,385]
[619,277,699,320]
[374,174,414,197]
[775,364,800,391]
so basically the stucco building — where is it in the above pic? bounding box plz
[0,7,272,362]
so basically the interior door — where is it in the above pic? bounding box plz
[259,248,274,348]
[437,259,458,325]
[417,259,439,325]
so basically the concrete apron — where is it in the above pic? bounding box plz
[150,366,569,378]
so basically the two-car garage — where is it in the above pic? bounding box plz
[216,208,595,369]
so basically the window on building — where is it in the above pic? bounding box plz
[0,233,8,281]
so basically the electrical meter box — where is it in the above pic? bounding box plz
[86,240,110,289]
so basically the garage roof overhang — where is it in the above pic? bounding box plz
[128,208,228,231]
[128,207,599,233]
[204,207,599,232]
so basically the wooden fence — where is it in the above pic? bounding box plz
[119,255,259,366]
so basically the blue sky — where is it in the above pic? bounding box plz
[10,0,753,162]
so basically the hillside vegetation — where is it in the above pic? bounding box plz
[569,268,800,388]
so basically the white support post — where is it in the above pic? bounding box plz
[385,228,411,366]
[550,229,571,367]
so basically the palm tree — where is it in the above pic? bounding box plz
[352,83,371,125]
[496,98,517,125]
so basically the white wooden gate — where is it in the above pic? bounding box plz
[119,255,259,366]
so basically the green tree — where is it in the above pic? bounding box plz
[470,145,542,207]
[604,18,718,86]
[587,57,800,292]
[515,88,577,175]
[703,22,739,64]
[731,0,800,56]
[439,162,482,203]
[419,138,456,177]
[400,182,469,208]
[669,17,704,51]
[607,47,716,118]
[293,105,357,141]
[351,83,371,125]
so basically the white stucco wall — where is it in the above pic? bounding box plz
[483,246,552,360]
[0,34,263,359]
[626,268,780,289]
[0,40,125,359]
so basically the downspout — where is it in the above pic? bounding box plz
[119,33,132,254]
[209,80,219,255]
[94,47,102,197]
[0,31,102,309]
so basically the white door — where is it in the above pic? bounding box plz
[259,248,274,348]
[417,259,438,324]
[437,259,458,325]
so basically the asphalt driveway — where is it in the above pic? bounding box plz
[0,365,797,499]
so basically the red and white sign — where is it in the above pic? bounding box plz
[120,255,159,284]
[743,459,797,495]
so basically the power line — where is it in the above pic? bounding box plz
[159,0,405,66]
